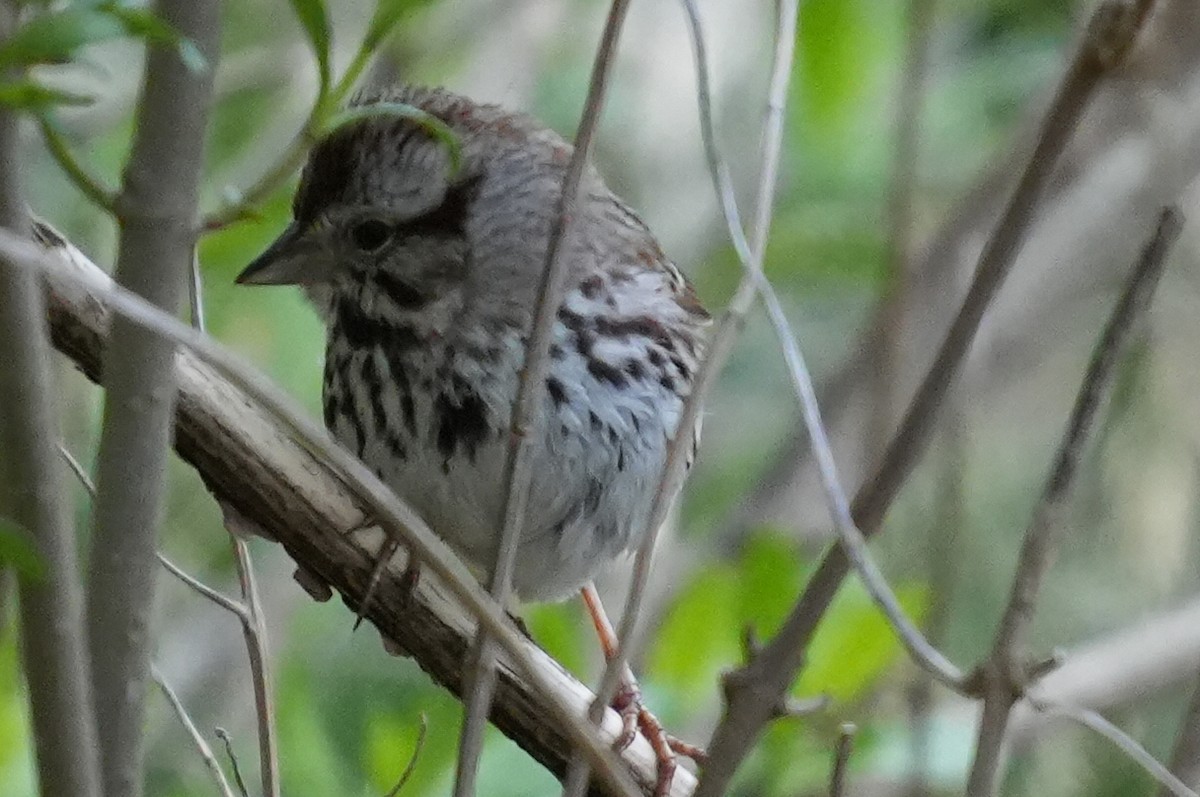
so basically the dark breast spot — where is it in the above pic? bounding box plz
[546,377,567,406]
[587,359,627,389]
[434,385,490,463]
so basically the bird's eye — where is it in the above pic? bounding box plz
[350,218,392,253]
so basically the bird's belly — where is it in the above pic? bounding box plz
[325,324,689,601]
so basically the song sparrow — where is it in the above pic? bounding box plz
[237,85,710,791]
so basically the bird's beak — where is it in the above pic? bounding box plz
[236,222,331,285]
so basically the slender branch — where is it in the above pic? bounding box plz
[215,728,250,797]
[964,206,1182,795]
[385,713,428,797]
[0,3,101,794]
[38,117,116,212]
[86,4,221,795]
[679,0,963,694]
[1163,669,1200,796]
[581,0,811,779]
[1028,696,1198,797]
[461,4,636,797]
[157,552,248,622]
[152,664,238,797]
[63,428,276,797]
[21,227,677,795]
[229,529,279,797]
[697,4,1160,792]
[829,723,856,797]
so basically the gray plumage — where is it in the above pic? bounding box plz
[239,86,709,601]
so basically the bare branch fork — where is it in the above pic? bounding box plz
[965,206,1187,796]
[694,2,1161,793]
[8,226,688,796]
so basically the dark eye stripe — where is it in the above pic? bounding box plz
[399,174,483,239]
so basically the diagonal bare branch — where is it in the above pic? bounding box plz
[696,4,1161,792]
[965,206,1183,796]
[152,663,239,797]
[18,225,684,795]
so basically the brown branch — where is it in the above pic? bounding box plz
[964,206,1183,796]
[695,4,1160,793]
[86,3,222,795]
[0,2,102,795]
[23,227,686,796]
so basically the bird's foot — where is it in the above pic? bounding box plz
[611,674,707,797]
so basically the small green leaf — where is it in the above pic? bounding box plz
[798,580,929,704]
[319,102,462,175]
[363,0,415,49]
[0,79,93,109]
[288,0,332,95]
[0,8,124,69]
[647,563,740,690]
[0,518,46,582]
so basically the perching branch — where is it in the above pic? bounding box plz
[696,3,1159,792]
[19,225,686,796]
[0,3,102,795]
[86,3,222,796]
[964,206,1183,795]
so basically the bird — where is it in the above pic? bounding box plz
[237,84,710,794]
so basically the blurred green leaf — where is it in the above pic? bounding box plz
[0,519,44,582]
[288,0,332,94]
[798,580,929,704]
[648,564,739,691]
[364,0,425,49]
[524,601,585,675]
[0,79,92,109]
[0,8,123,69]
[366,711,426,795]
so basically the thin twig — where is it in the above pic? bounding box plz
[385,713,428,797]
[189,229,277,797]
[37,117,115,212]
[697,4,1160,793]
[57,441,95,495]
[964,206,1182,795]
[8,230,650,797]
[829,723,856,797]
[157,552,248,620]
[215,728,250,797]
[230,533,279,797]
[679,0,964,693]
[1028,696,1198,797]
[458,3,635,797]
[580,0,811,781]
[152,664,238,797]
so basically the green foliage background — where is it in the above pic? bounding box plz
[2,1,1196,796]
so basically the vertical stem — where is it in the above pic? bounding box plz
[0,3,101,796]
[86,3,221,795]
